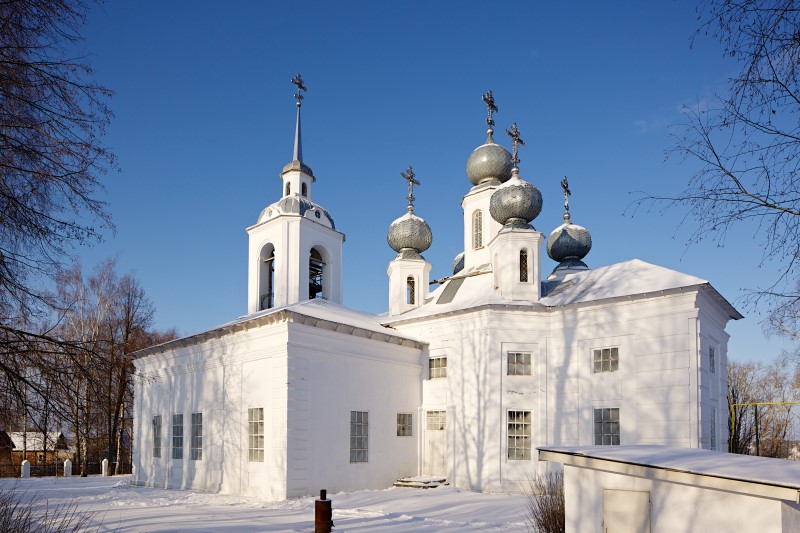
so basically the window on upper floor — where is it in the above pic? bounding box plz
[429,356,447,379]
[407,276,415,305]
[301,182,308,197]
[594,407,620,445]
[520,249,528,282]
[397,413,412,437]
[593,347,619,373]
[507,410,532,460]
[285,182,291,196]
[709,346,716,374]
[473,210,483,249]
[508,351,532,376]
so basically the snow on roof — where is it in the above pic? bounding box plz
[385,258,741,324]
[539,445,800,491]
[134,298,423,359]
[7,432,66,451]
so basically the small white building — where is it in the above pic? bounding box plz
[131,84,741,498]
[539,445,800,532]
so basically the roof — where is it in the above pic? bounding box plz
[539,445,800,502]
[7,432,66,451]
[133,298,425,360]
[384,258,742,324]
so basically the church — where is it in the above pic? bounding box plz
[131,78,741,500]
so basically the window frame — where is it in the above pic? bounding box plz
[507,410,532,460]
[709,346,716,374]
[429,356,447,379]
[472,210,483,249]
[593,347,619,373]
[425,410,446,431]
[248,407,264,462]
[397,413,413,437]
[519,249,529,282]
[152,415,162,459]
[507,351,532,376]
[172,414,183,460]
[593,407,620,446]
[190,412,202,461]
[350,411,369,463]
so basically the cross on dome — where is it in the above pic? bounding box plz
[561,176,571,221]
[505,123,525,166]
[401,165,420,213]
[482,90,498,129]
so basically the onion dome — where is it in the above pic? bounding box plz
[257,195,335,228]
[547,177,591,278]
[452,252,465,275]
[466,130,514,186]
[489,167,543,228]
[388,212,432,259]
[388,165,433,259]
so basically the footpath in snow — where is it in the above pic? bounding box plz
[0,475,529,532]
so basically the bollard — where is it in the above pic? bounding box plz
[20,460,30,478]
[63,459,72,477]
[314,489,333,533]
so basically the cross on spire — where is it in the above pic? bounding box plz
[561,176,572,221]
[401,165,420,213]
[482,90,498,129]
[291,74,307,107]
[505,123,525,166]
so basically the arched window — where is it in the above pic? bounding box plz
[301,182,308,197]
[407,276,416,305]
[473,210,483,249]
[285,182,291,196]
[519,249,529,282]
[259,244,275,310]
[309,248,325,299]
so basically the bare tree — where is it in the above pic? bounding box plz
[634,1,800,328]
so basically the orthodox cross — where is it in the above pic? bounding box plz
[561,176,571,214]
[482,90,498,128]
[505,123,525,166]
[401,165,420,212]
[291,74,307,107]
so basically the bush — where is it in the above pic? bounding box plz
[0,486,98,533]
[526,470,565,533]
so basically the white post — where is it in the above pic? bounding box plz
[63,459,72,477]
[20,460,30,478]
[101,458,109,476]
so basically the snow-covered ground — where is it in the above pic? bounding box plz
[0,475,530,532]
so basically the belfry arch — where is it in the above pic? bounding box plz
[259,243,275,310]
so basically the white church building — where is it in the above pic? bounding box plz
[131,81,741,500]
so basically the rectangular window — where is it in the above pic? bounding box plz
[172,414,183,460]
[190,412,202,461]
[507,410,532,460]
[350,411,368,463]
[710,408,717,451]
[248,408,264,462]
[508,351,532,375]
[426,410,446,431]
[152,415,162,459]
[593,347,619,373]
[709,346,716,373]
[397,413,413,437]
[594,408,620,445]
[429,356,447,379]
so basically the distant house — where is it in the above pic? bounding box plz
[7,432,72,464]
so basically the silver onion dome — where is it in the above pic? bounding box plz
[388,212,433,259]
[489,168,543,228]
[466,130,513,187]
[547,214,592,263]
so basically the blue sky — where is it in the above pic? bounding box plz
[77,1,793,362]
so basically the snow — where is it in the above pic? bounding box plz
[0,475,529,532]
[539,445,800,489]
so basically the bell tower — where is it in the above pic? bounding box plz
[246,75,344,313]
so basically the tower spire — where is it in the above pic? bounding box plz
[291,74,307,162]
